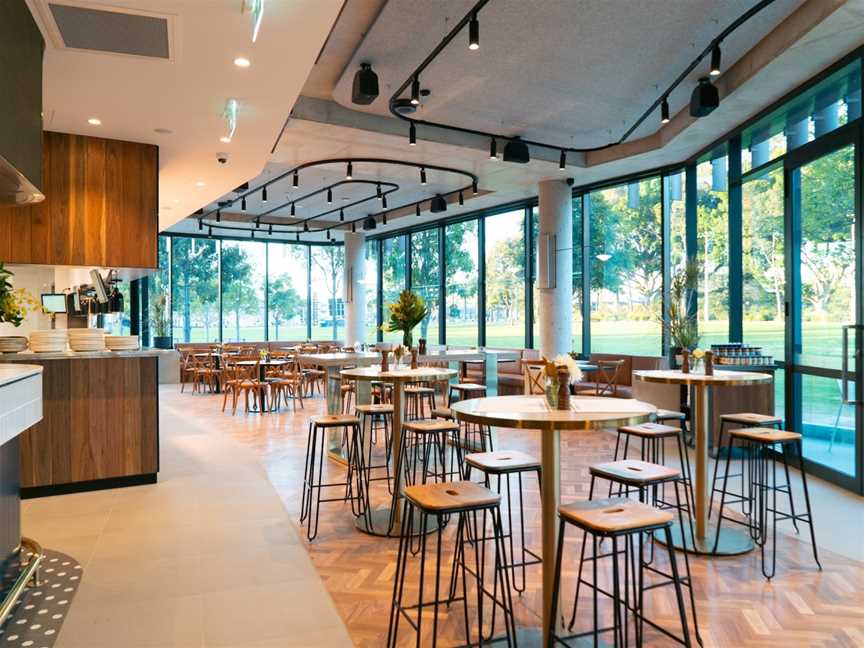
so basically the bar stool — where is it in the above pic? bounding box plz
[431,406,453,420]
[549,497,695,647]
[464,450,542,593]
[386,480,517,648]
[448,383,493,455]
[612,422,696,510]
[709,412,783,518]
[300,414,363,541]
[567,459,701,645]
[405,384,437,419]
[448,382,486,404]
[399,419,462,487]
[713,427,821,580]
[355,403,394,494]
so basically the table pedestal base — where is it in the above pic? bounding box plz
[659,520,754,555]
[353,507,442,538]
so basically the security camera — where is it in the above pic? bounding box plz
[216,153,230,165]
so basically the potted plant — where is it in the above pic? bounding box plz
[381,290,428,349]
[0,263,41,353]
[150,293,172,349]
[660,261,700,367]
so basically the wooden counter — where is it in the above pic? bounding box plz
[0,352,158,497]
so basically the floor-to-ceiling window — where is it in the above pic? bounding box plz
[171,237,219,343]
[572,197,583,355]
[410,228,440,344]
[484,209,526,348]
[696,152,730,347]
[381,235,407,344]
[267,243,308,341]
[589,178,662,355]
[444,220,479,346]
[221,240,265,342]
[364,240,379,344]
[310,245,344,341]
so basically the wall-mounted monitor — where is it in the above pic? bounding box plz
[41,293,67,313]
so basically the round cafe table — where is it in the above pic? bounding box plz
[340,365,457,537]
[634,369,772,555]
[451,394,656,647]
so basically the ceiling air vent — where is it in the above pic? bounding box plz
[48,2,171,59]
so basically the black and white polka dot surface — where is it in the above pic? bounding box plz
[0,550,81,648]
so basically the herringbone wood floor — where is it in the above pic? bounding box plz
[170,387,864,647]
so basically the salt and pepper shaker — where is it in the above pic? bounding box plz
[380,349,389,372]
[704,350,714,376]
[410,347,418,369]
[681,349,690,374]
[556,366,571,410]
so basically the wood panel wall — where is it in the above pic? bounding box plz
[7,356,159,489]
[0,131,158,269]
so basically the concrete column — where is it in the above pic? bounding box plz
[537,179,573,358]
[343,232,366,345]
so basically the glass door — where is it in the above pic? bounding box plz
[785,130,863,492]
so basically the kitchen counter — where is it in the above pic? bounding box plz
[0,349,159,361]
[0,363,42,387]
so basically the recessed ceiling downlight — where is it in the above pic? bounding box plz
[233,57,251,68]
[87,117,101,125]
[220,136,232,143]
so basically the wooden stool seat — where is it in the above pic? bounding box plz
[340,383,355,393]
[558,497,673,534]
[465,450,540,474]
[618,422,682,437]
[405,385,436,394]
[403,419,460,434]
[404,480,501,512]
[720,412,782,426]
[431,406,453,419]
[450,383,487,393]
[310,414,360,427]
[729,427,801,444]
[355,403,394,415]
[590,459,680,486]
[656,409,686,421]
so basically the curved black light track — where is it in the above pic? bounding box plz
[388,0,779,155]
[197,158,478,240]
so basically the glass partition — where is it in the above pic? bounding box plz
[484,209,526,348]
[445,220,479,346]
[267,243,308,341]
[410,228,440,344]
[171,237,219,343]
[696,153,730,347]
[221,240,265,342]
[310,245,344,341]
[572,198,583,355]
[381,235,407,344]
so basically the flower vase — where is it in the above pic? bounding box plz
[544,376,559,409]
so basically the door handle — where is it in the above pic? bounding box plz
[841,324,863,405]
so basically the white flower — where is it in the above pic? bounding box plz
[553,354,584,384]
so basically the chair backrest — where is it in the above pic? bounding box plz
[523,364,546,395]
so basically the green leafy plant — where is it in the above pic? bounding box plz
[0,263,42,327]
[151,293,169,338]
[661,261,700,352]
[382,290,428,348]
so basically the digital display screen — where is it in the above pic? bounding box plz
[41,293,67,313]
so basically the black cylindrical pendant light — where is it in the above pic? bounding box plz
[415,203,421,216]
[661,98,670,124]
[290,202,296,216]
[327,187,333,204]
[292,172,299,188]
[208,226,212,238]
[489,138,497,160]
[458,191,464,206]
[411,77,420,105]
[241,196,247,211]
[382,194,388,209]
[268,223,273,235]
[198,219,202,231]
[559,150,566,171]
[376,183,382,199]
[255,218,260,229]
[216,209,221,222]
[382,212,387,225]
[251,230,255,239]
[472,180,478,195]
[710,46,721,76]
[303,222,309,232]
[409,122,416,146]
[420,167,427,185]
[346,161,353,180]
[468,13,479,50]
[296,232,300,241]
[261,185,268,203]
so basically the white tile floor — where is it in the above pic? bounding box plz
[22,391,352,648]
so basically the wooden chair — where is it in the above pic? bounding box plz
[522,362,546,395]
[179,350,195,393]
[192,353,220,394]
[577,359,625,397]
[221,358,263,414]
[269,357,305,412]
[298,355,326,396]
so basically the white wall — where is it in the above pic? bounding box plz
[0,265,55,337]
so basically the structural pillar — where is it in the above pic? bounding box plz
[343,231,366,346]
[537,179,573,358]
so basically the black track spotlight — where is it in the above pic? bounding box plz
[327,187,333,204]
[382,212,387,225]
[346,161,353,180]
[340,208,345,222]
[303,222,309,232]
[468,13,479,50]
[241,196,247,211]
[661,97,670,124]
[409,122,416,146]
[458,191,464,206]
[268,223,273,235]
[376,183,382,199]
[261,185,268,203]
[208,226,212,238]
[503,136,530,164]
[198,219,203,231]
[233,182,249,193]
[489,137,497,160]
[292,172,298,189]
[415,203,421,216]
[690,77,719,117]
[430,194,447,213]
[362,215,377,231]
[216,209,221,223]
[351,221,357,233]
[559,150,566,171]
[296,233,300,242]
[255,217,261,229]
[352,62,379,105]
[251,230,255,239]
[194,208,204,215]
[290,202,296,216]
[420,167,427,185]
[710,45,721,76]
[382,194,388,209]
[326,230,331,240]
[472,180,478,195]
[410,77,420,106]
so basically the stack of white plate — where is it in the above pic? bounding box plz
[30,330,68,353]
[105,335,139,351]
[0,336,29,354]
[68,328,106,352]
